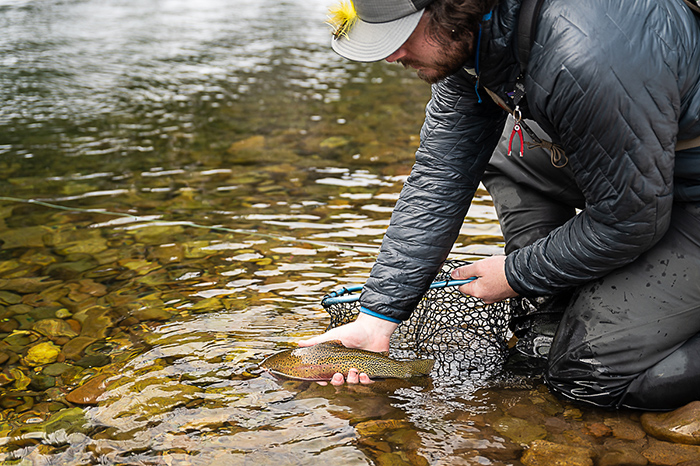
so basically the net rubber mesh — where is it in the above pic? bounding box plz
[322,260,513,378]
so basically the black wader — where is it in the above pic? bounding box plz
[483,118,700,410]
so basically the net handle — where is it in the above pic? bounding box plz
[322,277,477,306]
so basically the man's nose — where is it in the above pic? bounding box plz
[385,47,406,63]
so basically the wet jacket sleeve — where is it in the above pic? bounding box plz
[504,1,698,296]
[359,71,506,322]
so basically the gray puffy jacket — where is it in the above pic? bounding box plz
[359,0,700,322]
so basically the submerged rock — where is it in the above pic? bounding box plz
[0,371,14,386]
[598,443,648,466]
[74,354,111,368]
[319,136,350,149]
[77,279,107,297]
[355,419,412,438]
[62,336,98,361]
[0,277,61,293]
[0,291,21,305]
[65,374,109,405]
[3,331,40,356]
[605,416,647,441]
[45,256,99,280]
[72,305,113,339]
[521,440,594,466]
[24,342,61,366]
[228,135,265,153]
[641,401,700,445]
[493,416,547,445]
[43,407,89,434]
[642,437,700,465]
[29,374,56,391]
[0,319,19,334]
[32,318,79,339]
[42,362,72,377]
[0,226,49,249]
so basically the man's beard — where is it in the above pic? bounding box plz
[398,40,472,84]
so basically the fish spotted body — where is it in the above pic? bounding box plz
[261,340,434,381]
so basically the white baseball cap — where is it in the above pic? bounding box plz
[330,0,433,62]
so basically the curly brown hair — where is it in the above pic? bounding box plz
[424,0,500,46]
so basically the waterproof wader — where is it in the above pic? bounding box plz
[483,118,700,411]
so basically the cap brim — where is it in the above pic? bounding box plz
[331,9,424,62]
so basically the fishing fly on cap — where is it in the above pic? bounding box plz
[327,0,358,39]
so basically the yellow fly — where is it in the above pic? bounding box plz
[327,0,358,39]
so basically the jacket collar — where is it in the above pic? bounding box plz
[477,0,522,91]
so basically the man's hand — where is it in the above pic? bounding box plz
[451,255,518,303]
[322,369,373,386]
[299,312,398,385]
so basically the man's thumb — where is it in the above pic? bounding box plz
[451,266,471,279]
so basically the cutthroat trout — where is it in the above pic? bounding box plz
[260,340,434,381]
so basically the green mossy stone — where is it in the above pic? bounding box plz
[42,362,72,377]
[29,374,56,391]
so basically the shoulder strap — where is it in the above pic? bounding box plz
[517,0,547,73]
[684,0,700,14]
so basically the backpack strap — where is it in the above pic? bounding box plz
[517,0,547,73]
[684,0,700,15]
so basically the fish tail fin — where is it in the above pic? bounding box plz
[410,358,435,376]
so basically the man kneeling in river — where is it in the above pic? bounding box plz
[301,0,700,410]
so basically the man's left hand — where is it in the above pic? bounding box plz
[451,255,518,303]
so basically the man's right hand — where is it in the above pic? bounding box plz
[298,312,398,385]
[299,311,398,353]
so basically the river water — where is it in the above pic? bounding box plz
[0,1,657,465]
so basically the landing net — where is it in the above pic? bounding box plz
[322,260,512,379]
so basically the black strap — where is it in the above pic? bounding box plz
[517,0,547,73]
[684,0,700,14]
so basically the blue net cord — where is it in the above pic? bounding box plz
[322,277,476,306]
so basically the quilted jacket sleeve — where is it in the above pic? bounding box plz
[505,0,699,296]
[359,70,506,322]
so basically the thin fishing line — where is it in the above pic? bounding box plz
[0,195,494,258]
[0,195,365,253]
